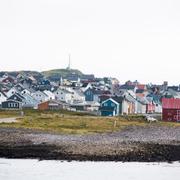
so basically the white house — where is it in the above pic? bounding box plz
[0,91,7,104]
[54,88,73,104]
[6,87,19,98]
[31,90,49,103]
[43,90,55,100]
[71,89,85,103]
[22,94,39,109]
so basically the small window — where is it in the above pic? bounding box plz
[104,103,108,107]
[111,103,115,107]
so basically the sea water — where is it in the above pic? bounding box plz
[0,158,179,180]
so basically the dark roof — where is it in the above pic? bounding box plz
[0,91,7,97]
[81,74,95,80]
[120,84,136,90]
[100,96,124,103]
[82,83,89,88]
[136,89,144,93]
[168,86,179,92]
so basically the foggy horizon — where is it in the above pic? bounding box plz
[0,0,180,85]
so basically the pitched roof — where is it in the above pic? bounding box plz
[120,84,136,90]
[162,98,180,109]
[136,89,144,94]
[100,96,124,103]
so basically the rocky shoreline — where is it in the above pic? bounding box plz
[1,126,180,162]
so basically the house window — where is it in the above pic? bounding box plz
[104,103,108,107]
[111,103,115,107]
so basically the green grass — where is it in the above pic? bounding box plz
[0,110,180,134]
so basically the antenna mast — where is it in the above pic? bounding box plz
[67,53,71,70]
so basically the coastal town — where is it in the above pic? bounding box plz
[0,66,180,122]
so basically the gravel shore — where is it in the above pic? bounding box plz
[0,125,180,162]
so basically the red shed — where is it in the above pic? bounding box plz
[162,98,180,122]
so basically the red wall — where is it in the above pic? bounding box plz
[38,101,49,110]
[162,109,180,122]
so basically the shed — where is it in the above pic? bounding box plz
[38,100,65,110]
[162,98,180,122]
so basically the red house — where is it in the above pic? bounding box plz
[162,98,180,122]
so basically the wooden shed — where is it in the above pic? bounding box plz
[38,100,64,110]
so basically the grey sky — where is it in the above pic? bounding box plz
[0,0,180,85]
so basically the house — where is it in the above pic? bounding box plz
[146,97,155,114]
[38,100,68,110]
[54,88,73,104]
[6,87,19,98]
[31,90,49,103]
[147,94,162,113]
[162,98,180,122]
[71,89,85,103]
[37,79,51,91]
[100,98,121,116]
[0,91,7,104]
[119,84,137,93]
[84,88,95,101]
[1,75,15,84]
[136,97,147,114]
[43,90,55,100]
[8,93,25,103]
[22,94,39,109]
[84,88,110,102]
[1,100,22,110]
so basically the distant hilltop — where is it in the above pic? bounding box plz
[0,69,85,81]
[42,69,83,78]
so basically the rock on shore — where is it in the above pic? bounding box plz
[0,125,180,162]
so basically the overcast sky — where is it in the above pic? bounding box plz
[0,0,180,85]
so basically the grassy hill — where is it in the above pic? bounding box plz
[41,69,83,78]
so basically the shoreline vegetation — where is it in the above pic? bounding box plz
[0,110,180,162]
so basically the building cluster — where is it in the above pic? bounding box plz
[0,72,180,121]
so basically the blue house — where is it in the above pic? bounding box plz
[100,97,123,116]
[84,88,94,101]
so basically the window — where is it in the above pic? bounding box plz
[104,103,108,107]
[111,103,115,107]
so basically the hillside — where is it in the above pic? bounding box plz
[41,69,83,78]
[0,69,84,82]
[0,71,43,79]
